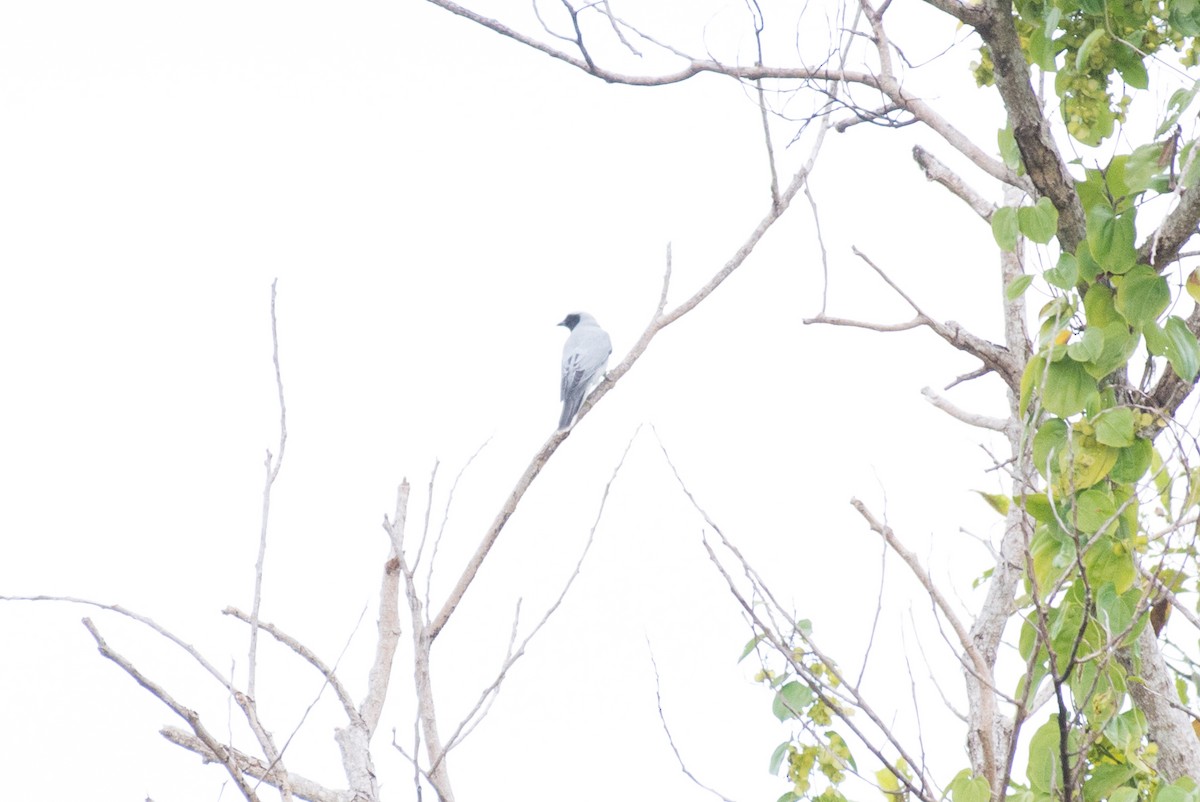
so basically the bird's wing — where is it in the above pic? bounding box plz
[561,326,612,401]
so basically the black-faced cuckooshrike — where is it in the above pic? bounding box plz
[557,312,612,430]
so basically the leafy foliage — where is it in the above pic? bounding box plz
[975,0,1197,145]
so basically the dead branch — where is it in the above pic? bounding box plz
[425,0,1027,190]
[921,387,1009,431]
[222,607,360,727]
[806,248,1021,390]
[2,595,233,690]
[82,618,260,802]
[250,279,289,700]
[649,646,737,802]
[161,727,348,802]
[913,145,997,221]
[364,480,409,735]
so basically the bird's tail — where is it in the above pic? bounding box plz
[558,393,585,430]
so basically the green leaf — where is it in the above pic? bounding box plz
[1093,407,1136,447]
[1188,268,1200,305]
[1028,716,1067,794]
[1045,253,1078,290]
[1159,82,1200,137]
[739,634,763,662]
[1102,554,1139,602]
[1083,762,1136,802]
[1104,155,1135,210]
[1163,315,1200,382]
[1020,353,1045,417]
[772,681,814,721]
[1018,616,1038,662]
[1019,197,1059,244]
[770,741,792,774]
[1021,493,1056,523]
[1057,434,1118,493]
[1116,51,1149,90]
[998,126,1021,171]
[992,206,1019,251]
[1077,169,1108,218]
[951,775,991,802]
[1088,205,1138,274]
[1109,787,1140,802]
[1076,28,1107,71]
[1145,320,1168,356]
[1082,323,1138,380]
[1106,708,1148,753]
[1072,486,1117,533]
[1067,326,1104,363]
[975,491,1010,516]
[1031,522,1074,591]
[1183,466,1200,513]
[1077,242,1103,282]
[1042,357,1098,417]
[876,766,901,796]
[1111,438,1152,483]
[1006,274,1035,300]
[1152,448,1173,515]
[1114,266,1169,328]
[1032,418,1069,478]
[1084,284,1118,326]
[1125,142,1167,194]
[1157,782,1194,802]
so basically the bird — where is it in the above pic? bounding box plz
[557,312,612,430]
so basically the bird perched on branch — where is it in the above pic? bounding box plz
[557,312,611,430]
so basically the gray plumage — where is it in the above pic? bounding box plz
[557,312,612,430]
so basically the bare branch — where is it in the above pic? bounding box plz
[161,727,348,802]
[946,366,993,390]
[82,618,260,802]
[426,0,1026,190]
[805,312,925,332]
[364,480,410,735]
[249,279,289,699]
[806,248,1021,389]
[913,145,997,221]
[922,386,1009,431]
[423,440,492,618]
[2,595,232,690]
[805,181,833,317]
[649,646,737,802]
[222,607,360,728]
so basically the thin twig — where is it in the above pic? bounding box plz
[433,426,643,768]
[649,645,737,802]
[249,279,288,699]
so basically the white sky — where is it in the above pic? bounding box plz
[0,2,1036,800]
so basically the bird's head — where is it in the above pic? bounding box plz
[558,312,595,330]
